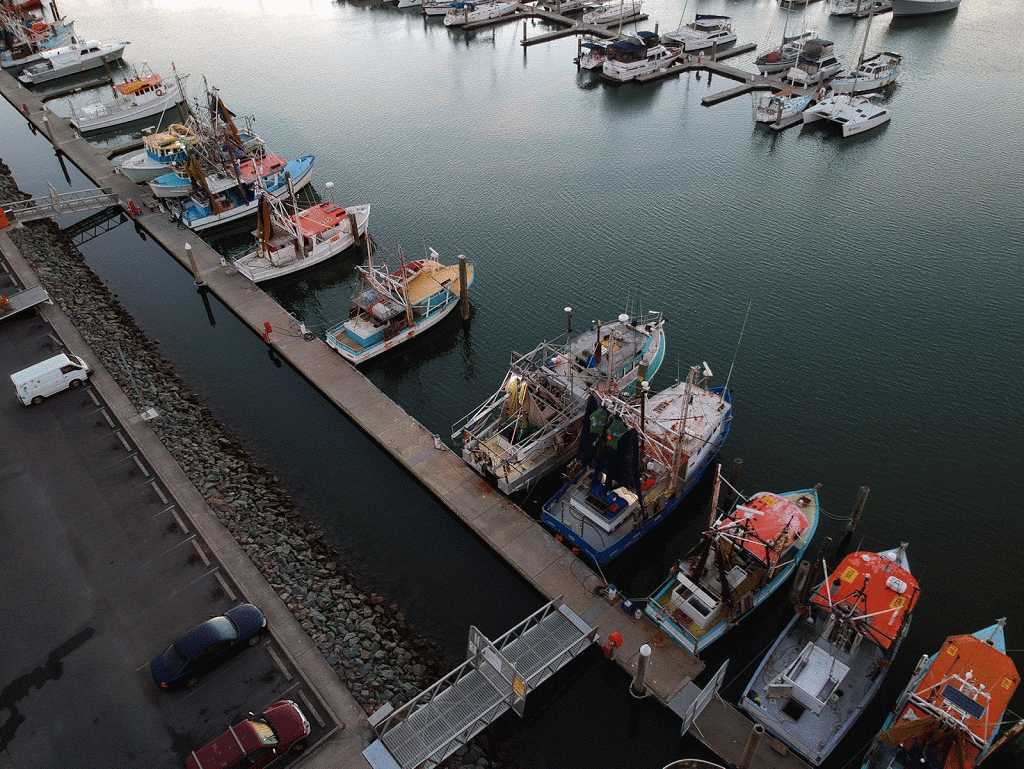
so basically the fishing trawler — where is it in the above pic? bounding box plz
[325,248,472,365]
[861,618,1020,769]
[233,183,370,283]
[452,310,666,495]
[741,544,921,766]
[541,363,731,564]
[644,485,817,652]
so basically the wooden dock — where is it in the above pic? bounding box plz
[0,70,810,769]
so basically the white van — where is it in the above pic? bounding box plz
[11,353,92,405]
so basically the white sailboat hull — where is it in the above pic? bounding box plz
[892,0,960,15]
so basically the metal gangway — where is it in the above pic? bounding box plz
[363,597,597,769]
[1,183,122,224]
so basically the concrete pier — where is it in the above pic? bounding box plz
[0,70,810,769]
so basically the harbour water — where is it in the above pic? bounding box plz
[2,0,1023,766]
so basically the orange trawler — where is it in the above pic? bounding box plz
[862,618,1020,769]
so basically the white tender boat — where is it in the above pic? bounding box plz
[830,51,901,93]
[577,37,611,70]
[69,66,188,133]
[581,0,642,26]
[233,186,370,284]
[326,249,473,365]
[892,0,961,15]
[785,38,842,86]
[443,0,518,26]
[453,310,666,495]
[17,39,127,85]
[803,92,891,136]
[601,32,679,81]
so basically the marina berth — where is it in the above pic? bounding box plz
[69,65,189,133]
[325,248,472,365]
[453,310,666,496]
[17,39,127,85]
[741,544,921,766]
[541,364,731,564]
[861,618,1020,769]
[233,186,370,284]
[643,485,816,652]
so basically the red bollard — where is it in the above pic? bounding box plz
[22,103,29,117]
[602,631,624,659]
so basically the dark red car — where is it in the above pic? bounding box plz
[185,699,310,769]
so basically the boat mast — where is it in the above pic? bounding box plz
[285,172,304,261]
[670,365,698,492]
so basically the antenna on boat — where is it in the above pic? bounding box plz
[722,301,751,401]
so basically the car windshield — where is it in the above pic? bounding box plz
[162,643,188,675]
[248,717,279,746]
[206,615,239,642]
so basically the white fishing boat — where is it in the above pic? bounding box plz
[69,65,188,133]
[18,39,127,85]
[452,309,666,495]
[442,0,518,26]
[830,52,901,92]
[601,32,679,82]
[325,249,473,365]
[541,364,731,564]
[892,0,960,16]
[233,184,370,284]
[644,484,817,652]
[803,91,891,136]
[115,124,197,183]
[784,38,842,86]
[741,544,921,766]
[168,154,315,232]
[0,15,75,68]
[581,0,642,26]
[661,13,736,53]
[754,86,816,124]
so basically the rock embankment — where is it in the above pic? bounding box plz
[0,161,449,723]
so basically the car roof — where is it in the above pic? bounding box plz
[176,616,235,659]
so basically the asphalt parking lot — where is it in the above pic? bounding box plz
[0,300,333,768]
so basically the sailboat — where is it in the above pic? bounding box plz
[861,618,1020,769]
[741,544,921,766]
[753,85,817,125]
[831,0,892,17]
[830,2,902,93]
[541,363,731,564]
[581,0,642,27]
[755,2,813,74]
[661,0,736,52]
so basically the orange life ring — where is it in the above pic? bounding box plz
[155,87,164,96]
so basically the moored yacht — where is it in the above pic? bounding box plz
[892,0,961,16]
[803,91,891,136]
[600,32,679,81]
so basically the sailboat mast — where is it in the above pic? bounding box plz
[670,365,698,491]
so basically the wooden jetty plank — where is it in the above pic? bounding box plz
[518,8,649,45]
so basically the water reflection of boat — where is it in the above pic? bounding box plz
[541,363,731,564]
[453,310,666,495]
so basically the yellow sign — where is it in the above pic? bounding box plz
[890,595,906,610]
[513,676,526,698]
[1002,677,1014,690]
[946,643,958,657]
[841,567,859,583]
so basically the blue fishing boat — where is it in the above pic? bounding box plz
[541,363,731,564]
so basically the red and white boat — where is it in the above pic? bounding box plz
[70,65,189,133]
[861,618,1020,769]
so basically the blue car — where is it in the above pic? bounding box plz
[150,604,267,689]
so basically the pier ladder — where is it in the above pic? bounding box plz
[363,597,597,769]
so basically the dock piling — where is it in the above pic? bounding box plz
[184,243,205,287]
[838,486,870,550]
[630,644,651,697]
[739,723,766,769]
[728,456,742,504]
[458,254,469,320]
[348,211,360,247]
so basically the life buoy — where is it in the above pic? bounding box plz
[155,87,164,96]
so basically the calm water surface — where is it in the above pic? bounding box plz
[2,0,1023,765]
